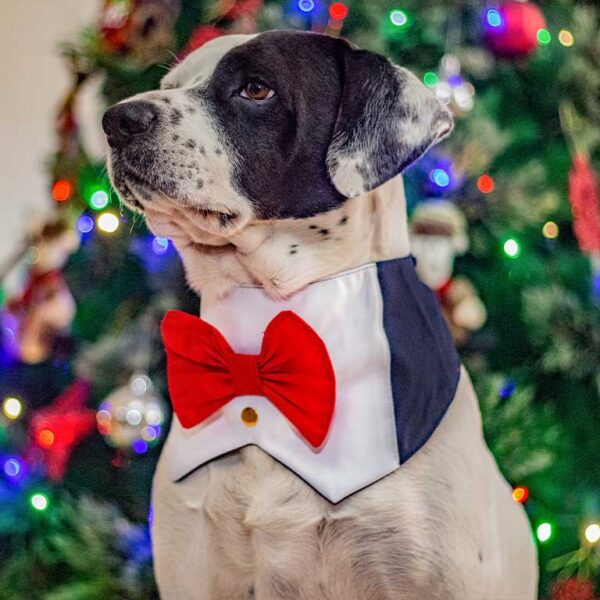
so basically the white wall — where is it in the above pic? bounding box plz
[0,0,103,266]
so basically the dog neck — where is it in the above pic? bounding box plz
[170,175,409,301]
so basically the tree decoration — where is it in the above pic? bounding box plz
[182,0,263,57]
[568,154,600,254]
[27,380,96,481]
[484,1,548,59]
[99,0,182,67]
[96,374,165,452]
[551,579,596,600]
[425,54,476,114]
[410,201,486,346]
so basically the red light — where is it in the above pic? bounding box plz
[329,2,348,20]
[512,486,529,503]
[38,429,55,448]
[52,179,72,202]
[477,175,495,194]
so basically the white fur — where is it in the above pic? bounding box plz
[106,35,538,599]
[148,176,537,599]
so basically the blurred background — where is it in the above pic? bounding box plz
[1,1,600,598]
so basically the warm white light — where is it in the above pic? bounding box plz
[2,397,22,420]
[584,523,600,544]
[97,212,120,233]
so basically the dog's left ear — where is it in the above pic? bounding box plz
[327,42,453,198]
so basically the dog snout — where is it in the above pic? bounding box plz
[102,101,159,149]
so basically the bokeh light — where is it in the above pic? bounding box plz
[77,215,94,234]
[297,0,314,13]
[485,9,503,29]
[584,523,600,544]
[512,486,529,503]
[329,2,348,20]
[423,72,439,88]
[536,522,553,543]
[90,190,109,210]
[51,180,72,202]
[390,9,408,27]
[542,221,559,239]
[2,397,22,420]
[503,239,520,258]
[477,174,495,194]
[30,492,49,511]
[558,29,574,47]
[97,212,120,233]
[537,29,551,46]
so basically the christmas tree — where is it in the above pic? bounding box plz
[1,1,600,598]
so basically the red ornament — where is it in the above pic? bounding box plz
[181,25,224,57]
[485,1,547,58]
[28,380,96,481]
[568,154,600,254]
[551,578,595,600]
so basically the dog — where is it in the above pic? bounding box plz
[103,31,538,600]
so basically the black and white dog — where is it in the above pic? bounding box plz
[103,31,537,600]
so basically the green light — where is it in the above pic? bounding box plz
[389,9,408,27]
[536,522,552,543]
[30,492,49,511]
[537,29,551,46]
[423,72,439,88]
[89,190,109,210]
[503,239,520,258]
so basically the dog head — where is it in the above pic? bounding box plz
[103,31,452,239]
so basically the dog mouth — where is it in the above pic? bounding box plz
[109,158,243,235]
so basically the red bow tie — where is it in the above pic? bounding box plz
[161,310,336,448]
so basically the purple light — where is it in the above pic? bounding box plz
[132,439,149,454]
[77,215,94,234]
[448,74,464,87]
[151,236,169,255]
[2,456,23,481]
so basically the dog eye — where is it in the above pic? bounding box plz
[240,81,274,101]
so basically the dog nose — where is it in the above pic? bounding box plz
[102,101,158,148]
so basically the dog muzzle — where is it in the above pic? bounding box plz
[161,256,460,503]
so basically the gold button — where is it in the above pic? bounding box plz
[241,407,258,427]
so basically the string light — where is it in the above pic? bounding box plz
[512,486,529,503]
[2,457,23,481]
[30,492,49,511]
[558,30,574,47]
[77,215,94,234]
[297,0,314,13]
[542,221,559,239]
[536,522,553,543]
[132,439,149,454]
[2,397,22,420]
[37,429,55,448]
[329,2,348,20]
[89,190,109,210]
[430,168,451,188]
[503,239,520,258]
[477,175,495,194]
[97,212,120,233]
[485,9,503,29]
[152,237,169,255]
[423,72,439,88]
[51,180,72,202]
[389,9,409,27]
[537,29,551,46]
[584,523,600,544]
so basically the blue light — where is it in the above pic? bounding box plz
[486,9,503,28]
[152,236,169,255]
[499,379,516,399]
[77,215,94,234]
[431,168,450,188]
[297,0,315,13]
[132,439,149,454]
[3,457,22,480]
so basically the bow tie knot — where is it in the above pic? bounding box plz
[161,310,336,448]
[230,353,263,397]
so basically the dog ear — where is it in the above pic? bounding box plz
[327,43,453,198]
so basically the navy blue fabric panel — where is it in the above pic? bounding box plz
[376,256,461,463]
